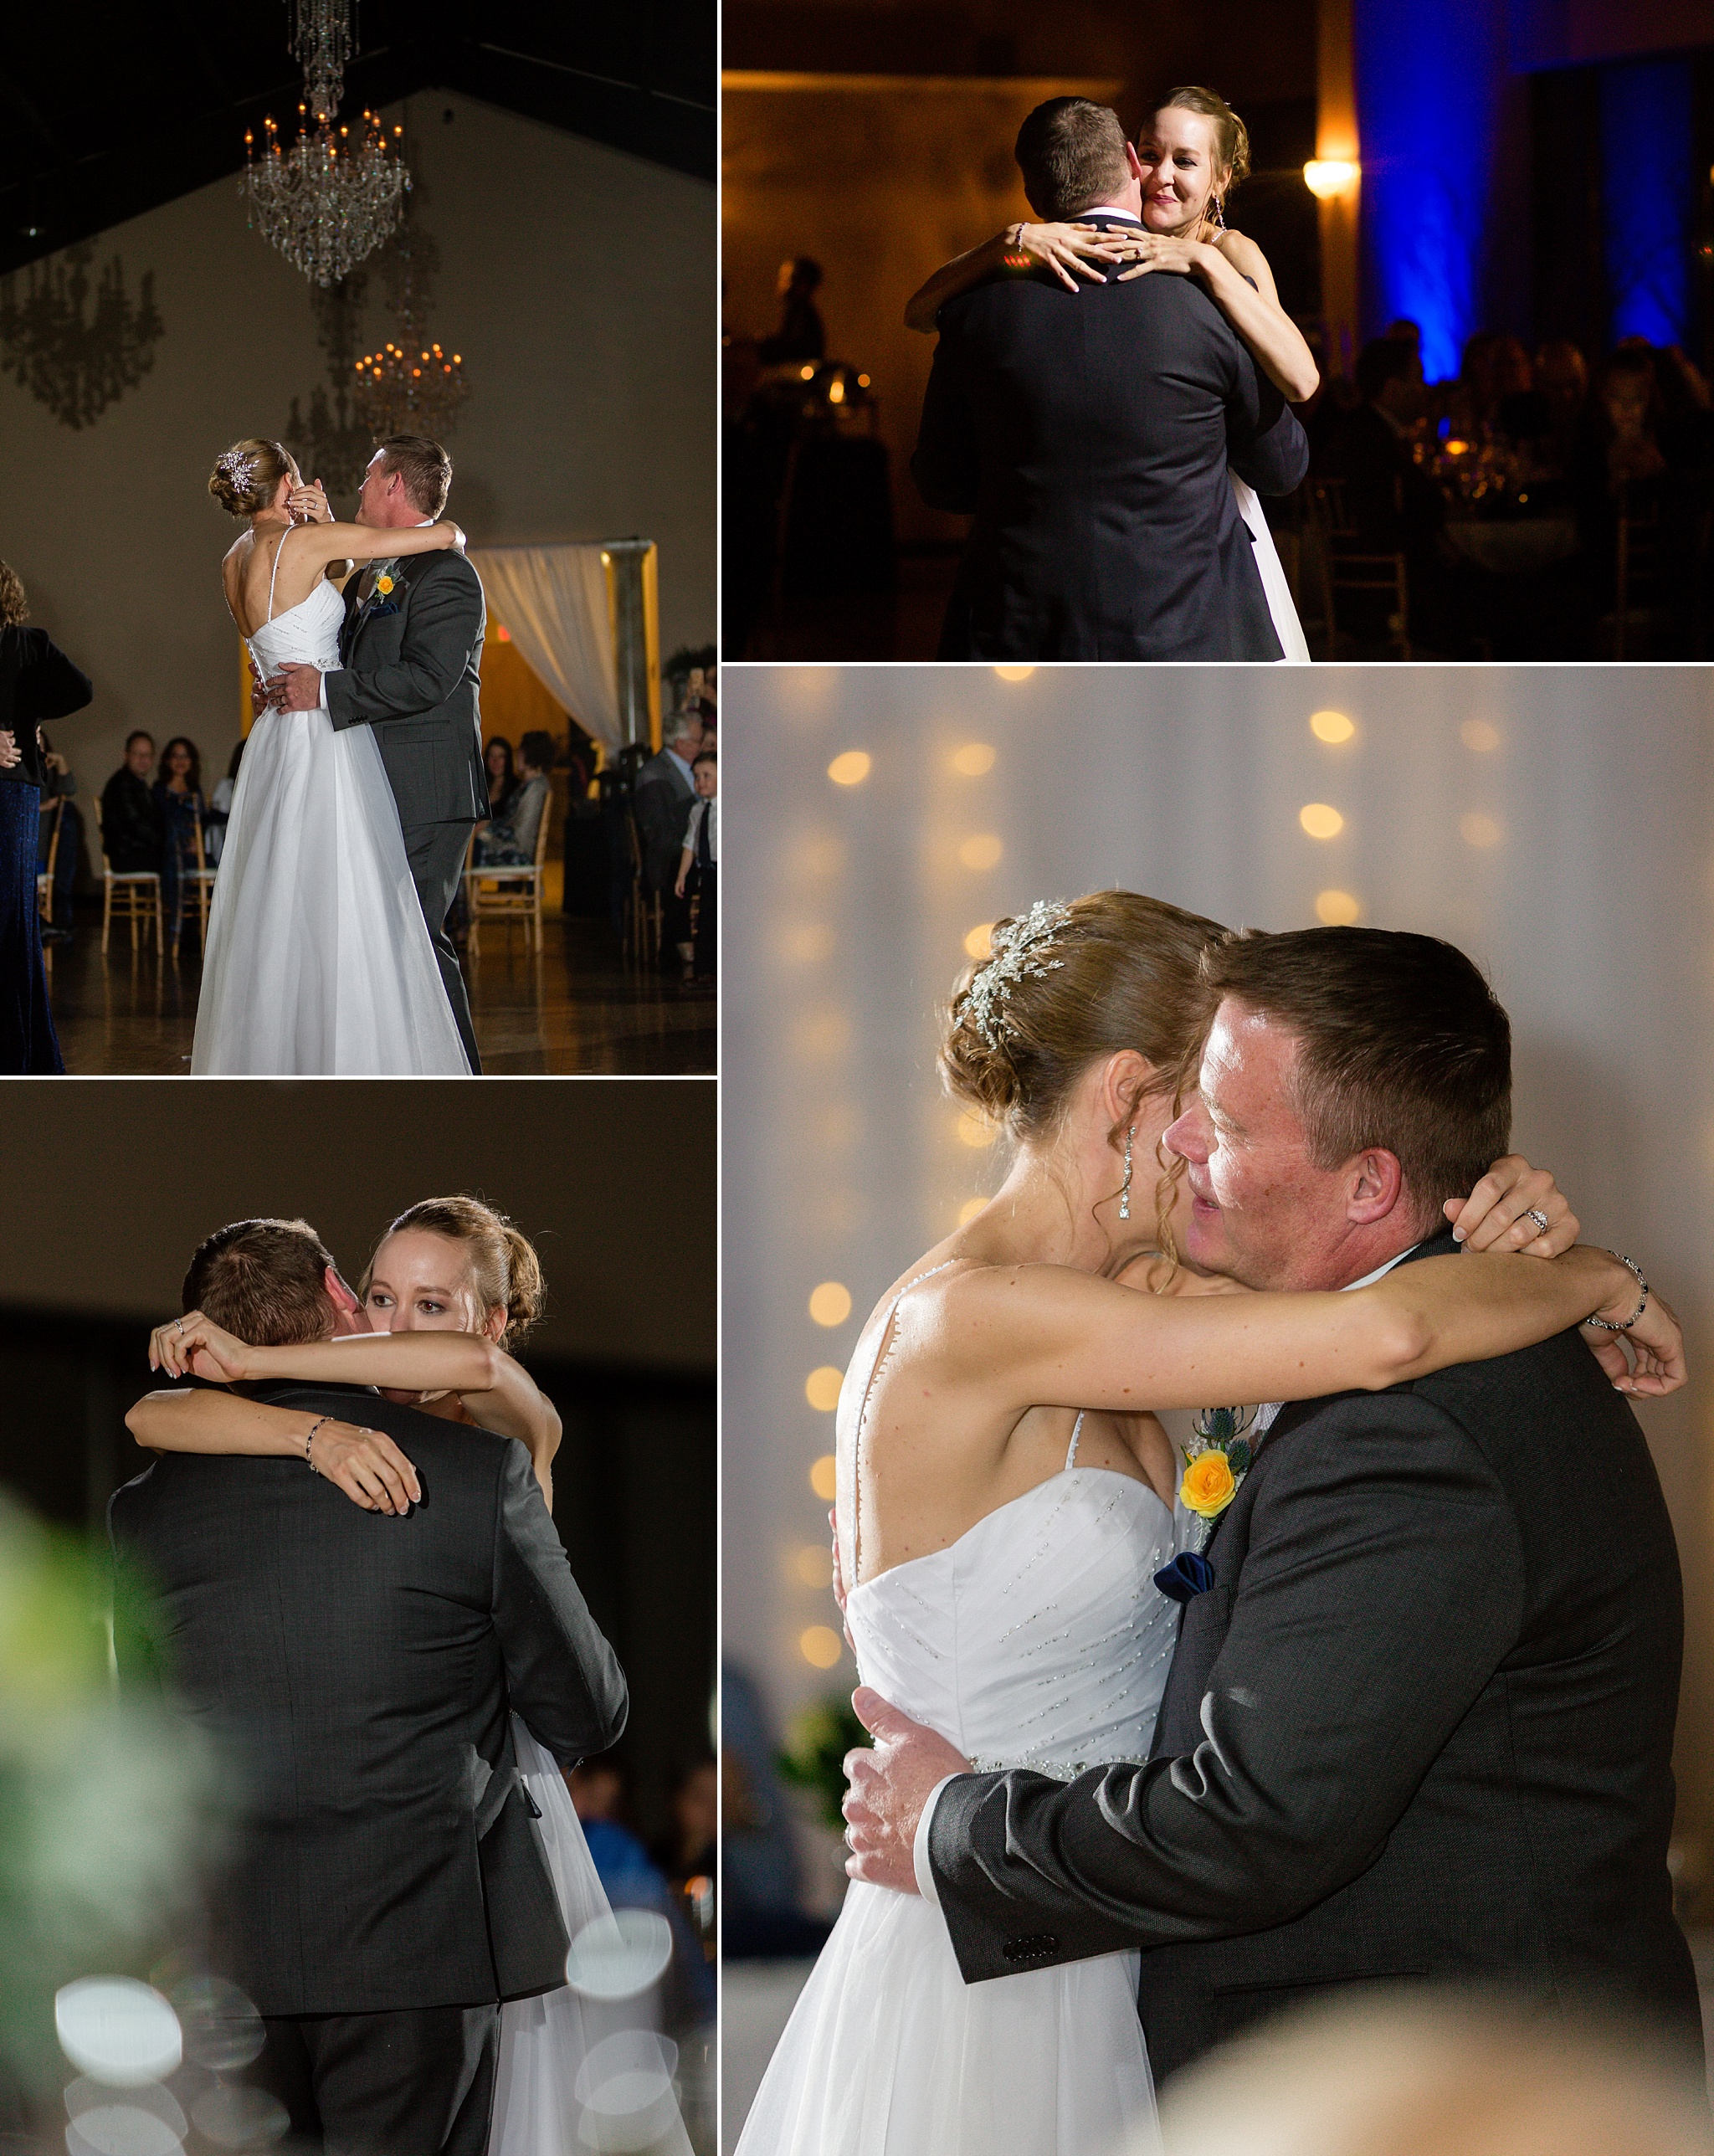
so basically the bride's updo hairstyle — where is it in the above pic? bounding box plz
[942,892,1227,1273]
[1155,85,1252,212]
[367,1194,546,1348]
[208,438,295,518]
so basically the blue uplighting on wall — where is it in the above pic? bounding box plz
[1354,0,1508,382]
[1600,58,1694,348]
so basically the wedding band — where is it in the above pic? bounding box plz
[174,1319,183,1336]
[1524,1209,1550,1238]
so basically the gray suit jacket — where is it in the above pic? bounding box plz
[633,748,697,891]
[928,1233,1702,2082]
[109,1380,627,2016]
[328,551,488,829]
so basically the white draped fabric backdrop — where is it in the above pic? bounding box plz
[469,544,621,750]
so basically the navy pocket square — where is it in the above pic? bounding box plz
[1152,1551,1215,1604]
[367,599,401,618]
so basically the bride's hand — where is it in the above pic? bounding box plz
[1005,221,1131,293]
[288,480,333,526]
[1114,233,1211,282]
[1583,1278,1685,1397]
[150,1309,256,1383]
[0,731,18,770]
[307,1421,422,1513]
[1444,1157,1577,1255]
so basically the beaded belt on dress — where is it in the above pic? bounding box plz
[967,1756,1136,1781]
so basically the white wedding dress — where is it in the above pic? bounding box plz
[738,1281,1184,2156]
[494,1717,694,2156]
[1232,474,1311,662]
[191,558,470,1075]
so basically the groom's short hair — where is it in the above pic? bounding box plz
[377,434,452,519]
[1014,99,1131,221]
[1198,927,1512,1215]
[182,1218,338,1347]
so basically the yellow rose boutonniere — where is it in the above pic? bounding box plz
[374,574,395,596]
[1179,1449,1237,1520]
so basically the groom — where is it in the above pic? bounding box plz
[273,436,487,1072]
[844,927,1704,2079]
[109,1217,627,2154]
[911,98,1309,661]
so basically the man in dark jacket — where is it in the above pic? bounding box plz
[110,1217,627,2156]
[911,98,1307,661]
[100,731,163,874]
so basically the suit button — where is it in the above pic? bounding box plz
[1002,1933,1060,1964]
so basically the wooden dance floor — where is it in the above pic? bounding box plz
[46,914,715,1077]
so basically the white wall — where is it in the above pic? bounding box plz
[0,90,714,792]
[724,663,1714,1882]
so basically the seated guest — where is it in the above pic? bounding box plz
[1532,340,1589,474]
[1325,337,1444,553]
[35,726,84,946]
[101,732,164,875]
[758,257,826,367]
[484,734,518,824]
[474,730,552,867]
[152,736,206,945]
[634,715,706,973]
[205,737,245,866]
[1,560,92,1072]
[675,747,716,983]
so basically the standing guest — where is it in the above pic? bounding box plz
[153,736,207,948]
[474,730,552,868]
[759,258,826,367]
[675,748,716,983]
[0,561,92,1072]
[634,714,705,973]
[101,732,164,875]
[206,737,245,867]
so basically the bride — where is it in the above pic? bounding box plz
[736,892,1680,2156]
[195,439,470,1075]
[131,1195,693,2156]
[906,87,1315,661]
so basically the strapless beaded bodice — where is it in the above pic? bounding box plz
[845,1467,1183,1779]
[246,574,345,677]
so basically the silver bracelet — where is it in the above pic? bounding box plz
[303,1415,331,1472]
[1583,1253,1649,1332]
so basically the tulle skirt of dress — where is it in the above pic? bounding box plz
[490,1718,693,2156]
[735,1879,1158,2156]
[189,704,469,1075]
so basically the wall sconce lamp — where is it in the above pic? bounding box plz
[1303,159,1360,199]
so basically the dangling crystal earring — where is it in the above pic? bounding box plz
[1119,1125,1136,1220]
[1209,192,1227,232]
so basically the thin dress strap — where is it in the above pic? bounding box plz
[849,1259,959,1584]
[1065,1410,1085,1471]
[265,528,287,624]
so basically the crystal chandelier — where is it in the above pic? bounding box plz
[0,244,163,430]
[351,192,469,438]
[243,0,408,287]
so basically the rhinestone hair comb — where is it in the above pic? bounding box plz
[965,898,1073,1050]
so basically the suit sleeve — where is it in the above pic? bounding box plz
[489,1440,629,1764]
[1222,338,1310,499]
[326,559,482,732]
[929,1392,1527,1982]
[910,323,981,515]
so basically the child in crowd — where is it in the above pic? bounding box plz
[675,748,716,983]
